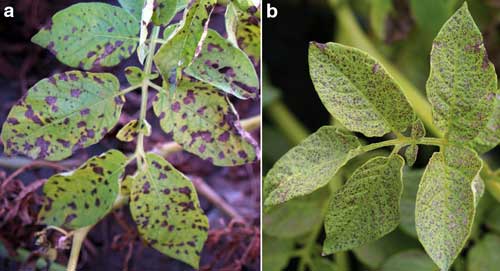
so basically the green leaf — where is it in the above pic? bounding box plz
[415,146,482,270]
[264,126,361,208]
[124,66,158,85]
[323,155,404,254]
[353,230,420,269]
[116,119,151,142]
[399,168,424,238]
[381,250,438,271]
[152,77,259,166]
[370,0,393,41]
[468,93,500,154]
[185,29,259,99]
[38,150,127,229]
[426,2,498,144]
[466,234,500,271]
[485,206,500,234]
[152,0,188,25]
[154,0,215,86]
[263,188,329,238]
[118,0,144,20]
[225,2,261,65]
[31,3,139,70]
[130,153,208,268]
[1,71,124,161]
[309,42,415,137]
[263,235,294,271]
[404,119,425,166]
[409,0,459,39]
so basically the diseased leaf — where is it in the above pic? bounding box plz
[32,3,139,70]
[1,71,124,161]
[225,2,261,65]
[381,250,438,271]
[415,146,482,270]
[264,126,361,208]
[154,0,215,87]
[130,153,208,269]
[152,0,188,25]
[118,0,144,20]
[404,119,425,166]
[185,29,259,99]
[466,234,500,271]
[153,77,259,166]
[116,119,151,142]
[323,155,404,254]
[426,2,497,144]
[400,168,424,238]
[124,66,158,85]
[468,93,500,154]
[309,42,415,137]
[38,150,127,229]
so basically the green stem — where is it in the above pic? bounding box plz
[136,26,160,164]
[66,226,91,271]
[115,84,142,98]
[265,100,309,145]
[359,137,444,154]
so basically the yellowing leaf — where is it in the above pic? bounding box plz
[1,71,124,161]
[225,2,261,65]
[154,0,215,86]
[426,3,497,144]
[323,155,404,254]
[38,150,127,229]
[32,3,139,70]
[264,126,361,208]
[415,146,482,270]
[130,153,208,269]
[153,77,259,166]
[309,42,415,137]
[116,119,151,142]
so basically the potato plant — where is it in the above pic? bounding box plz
[264,3,500,271]
[1,0,260,269]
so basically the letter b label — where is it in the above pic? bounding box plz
[267,3,278,18]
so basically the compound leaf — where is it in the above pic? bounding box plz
[153,77,259,166]
[32,3,139,70]
[185,29,259,99]
[38,150,127,229]
[264,126,361,208]
[415,146,482,270]
[2,71,124,161]
[130,153,208,269]
[309,42,415,137]
[225,2,261,65]
[116,119,151,142]
[466,234,500,271]
[323,155,404,254]
[154,0,215,87]
[426,2,497,144]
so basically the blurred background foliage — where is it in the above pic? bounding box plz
[262,0,500,270]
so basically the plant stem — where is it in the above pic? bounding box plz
[265,100,309,145]
[359,137,444,154]
[66,226,91,271]
[136,26,160,164]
